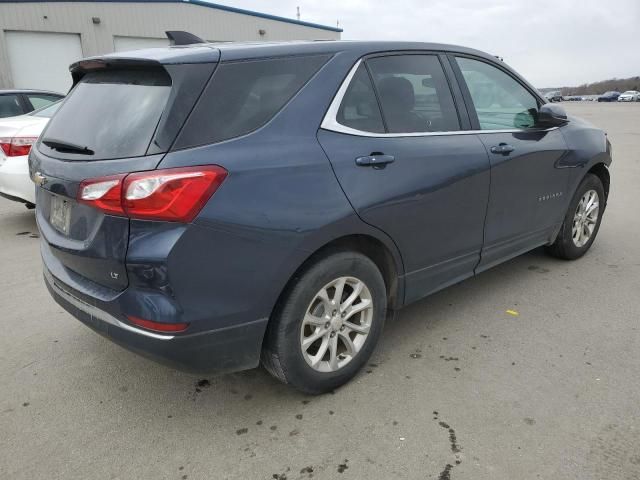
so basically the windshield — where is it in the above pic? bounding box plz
[40,68,171,160]
[30,101,62,118]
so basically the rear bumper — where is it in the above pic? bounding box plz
[44,267,268,374]
[0,155,35,204]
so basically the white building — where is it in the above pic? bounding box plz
[0,0,342,93]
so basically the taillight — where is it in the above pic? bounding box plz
[127,315,189,333]
[0,136,38,157]
[78,175,126,215]
[78,165,227,222]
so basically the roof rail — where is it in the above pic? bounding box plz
[166,31,206,46]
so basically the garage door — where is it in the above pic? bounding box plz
[113,36,168,52]
[5,31,83,94]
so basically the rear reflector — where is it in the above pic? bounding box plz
[78,165,227,222]
[127,315,190,333]
[0,136,38,157]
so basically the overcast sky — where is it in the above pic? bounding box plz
[226,0,639,87]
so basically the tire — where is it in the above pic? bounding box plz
[261,251,387,394]
[546,173,605,260]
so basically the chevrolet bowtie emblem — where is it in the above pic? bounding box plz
[33,172,47,186]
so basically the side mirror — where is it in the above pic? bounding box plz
[537,103,569,128]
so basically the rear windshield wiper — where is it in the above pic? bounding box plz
[42,138,94,155]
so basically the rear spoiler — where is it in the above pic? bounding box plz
[66,33,220,152]
[69,31,217,84]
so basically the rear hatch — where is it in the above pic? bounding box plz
[30,49,218,291]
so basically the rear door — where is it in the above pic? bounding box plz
[450,55,571,271]
[318,53,491,304]
[30,61,216,290]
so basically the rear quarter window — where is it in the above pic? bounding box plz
[174,54,331,149]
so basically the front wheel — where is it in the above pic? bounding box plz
[261,251,387,394]
[546,173,605,260]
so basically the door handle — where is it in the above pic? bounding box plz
[355,154,395,169]
[490,143,515,155]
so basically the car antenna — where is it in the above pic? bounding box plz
[166,31,206,46]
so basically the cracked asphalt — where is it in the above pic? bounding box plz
[1,102,639,479]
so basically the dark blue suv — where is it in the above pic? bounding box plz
[31,39,611,393]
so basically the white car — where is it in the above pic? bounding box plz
[0,101,60,207]
[618,90,640,102]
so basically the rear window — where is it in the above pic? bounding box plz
[27,94,62,110]
[40,68,171,160]
[174,54,330,149]
[0,94,23,118]
[31,101,61,118]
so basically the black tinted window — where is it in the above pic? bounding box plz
[367,55,460,133]
[337,64,385,133]
[41,68,171,160]
[0,95,23,118]
[456,57,539,130]
[175,55,330,148]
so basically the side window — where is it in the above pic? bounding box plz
[27,94,61,110]
[175,54,331,148]
[455,57,539,130]
[337,64,385,133]
[366,55,460,133]
[0,95,24,118]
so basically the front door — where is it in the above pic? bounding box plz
[452,55,571,271]
[318,53,491,304]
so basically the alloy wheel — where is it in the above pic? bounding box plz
[572,189,599,248]
[300,276,374,373]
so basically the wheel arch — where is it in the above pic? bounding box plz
[587,162,610,201]
[266,233,405,337]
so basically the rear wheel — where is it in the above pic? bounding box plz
[546,174,605,260]
[262,251,386,394]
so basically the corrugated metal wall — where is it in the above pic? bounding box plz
[0,2,341,88]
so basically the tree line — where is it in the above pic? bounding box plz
[560,76,640,95]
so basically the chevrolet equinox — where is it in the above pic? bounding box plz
[31,37,612,393]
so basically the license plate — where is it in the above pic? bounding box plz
[50,195,71,235]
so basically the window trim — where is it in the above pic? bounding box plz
[17,94,33,114]
[321,52,556,138]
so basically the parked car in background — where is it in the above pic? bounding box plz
[566,95,583,101]
[33,38,612,394]
[618,90,640,102]
[544,90,564,102]
[0,90,64,118]
[0,101,60,206]
[598,91,621,102]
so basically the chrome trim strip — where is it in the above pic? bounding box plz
[320,59,558,138]
[321,59,364,134]
[46,270,175,341]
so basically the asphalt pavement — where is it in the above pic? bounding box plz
[1,102,639,480]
